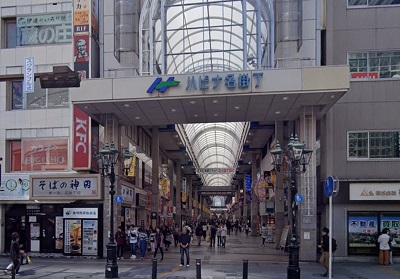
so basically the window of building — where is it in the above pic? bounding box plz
[348,0,400,6]
[10,141,22,172]
[4,19,17,48]
[348,131,400,159]
[10,80,69,110]
[348,51,400,79]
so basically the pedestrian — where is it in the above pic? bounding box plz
[261,223,267,246]
[153,227,164,261]
[221,223,227,248]
[115,226,126,260]
[163,226,172,251]
[202,222,207,239]
[138,228,148,260]
[217,224,222,247]
[179,227,191,267]
[10,232,23,276]
[378,228,390,266]
[174,225,180,247]
[210,223,217,247]
[127,224,138,259]
[195,224,203,246]
[318,227,330,277]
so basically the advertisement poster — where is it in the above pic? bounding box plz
[381,215,400,248]
[73,35,90,79]
[21,138,68,171]
[73,0,89,32]
[348,215,378,247]
[82,220,98,255]
[55,216,64,250]
[64,219,82,254]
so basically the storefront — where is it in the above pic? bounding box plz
[1,173,103,256]
[135,188,151,228]
[329,182,400,257]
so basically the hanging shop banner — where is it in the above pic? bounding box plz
[31,174,101,200]
[0,174,30,200]
[91,0,99,40]
[182,192,187,203]
[348,215,378,247]
[350,183,400,201]
[254,179,267,202]
[196,168,236,174]
[90,121,100,172]
[17,13,72,46]
[160,178,171,199]
[121,184,134,203]
[381,215,400,248]
[23,57,34,93]
[21,138,68,172]
[73,105,91,170]
[127,155,136,177]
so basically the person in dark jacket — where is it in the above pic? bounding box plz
[153,227,165,261]
[318,227,330,277]
[210,224,217,247]
[115,226,126,260]
[10,232,23,276]
[195,224,203,246]
[179,227,191,267]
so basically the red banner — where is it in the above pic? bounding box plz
[73,105,91,170]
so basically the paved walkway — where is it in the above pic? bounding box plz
[0,233,399,278]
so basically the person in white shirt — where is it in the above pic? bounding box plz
[220,224,227,247]
[127,224,138,259]
[378,228,390,265]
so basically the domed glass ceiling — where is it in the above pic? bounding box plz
[139,0,274,187]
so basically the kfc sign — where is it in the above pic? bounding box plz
[73,106,91,170]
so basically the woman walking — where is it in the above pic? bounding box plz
[138,228,149,260]
[115,226,126,260]
[220,223,227,248]
[153,227,165,261]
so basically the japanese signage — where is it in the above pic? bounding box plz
[31,174,101,200]
[0,174,30,200]
[17,13,72,46]
[136,193,147,207]
[127,155,136,177]
[73,106,91,170]
[381,215,400,248]
[348,215,378,247]
[196,168,236,174]
[121,184,134,203]
[21,138,68,172]
[23,57,34,93]
[73,0,90,31]
[159,178,171,199]
[350,183,400,200]
[90,121,100,172]
[63,208,98,218]
[82,220,98,255]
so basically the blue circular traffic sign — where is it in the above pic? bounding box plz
[324,176,334,197]
[294,194,304,203]
[115,195,123,204]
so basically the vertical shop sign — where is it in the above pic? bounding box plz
[24,57,34,93]
[55,216,64,250]
[90,121,100,172]
[91,0,99,40]
[73,0,91,79]
[73,106,91,170]
[82,220,98,255]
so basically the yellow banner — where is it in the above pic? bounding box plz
[127,155,136,177]
[182,192,187,203]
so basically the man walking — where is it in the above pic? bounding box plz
[128,224,138,259]
[318,227,330,277]
[210,223,217,247]
[179,227,191,267]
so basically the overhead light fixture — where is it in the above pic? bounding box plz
[234,106,240,110]
[171,108,176,112]
[135,116,141,120]
[212,100,218,104]
[248,162,251,165]
[275,111,281,114]
[178,142,183,145]
[330,95,335,98]
[282,96,289,101]
[174,134,179,138]
[214,113,218,117]
[190,100,196,104]
[194,114,198,117]
[124,103,130,108]
[84,106,88,109]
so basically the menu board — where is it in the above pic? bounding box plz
[64,219,82,254]
[82,220,98,255]
[348,215,378,247]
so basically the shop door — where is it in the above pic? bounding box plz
[40,217,55,253]
[5,216,27,252]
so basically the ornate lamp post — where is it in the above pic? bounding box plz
[271,135,313,279]
[98,142,133,279]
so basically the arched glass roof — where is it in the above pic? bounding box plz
[139,0,274,189]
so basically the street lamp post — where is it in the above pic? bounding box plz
[98,143,133,279]
[271,135,313,279]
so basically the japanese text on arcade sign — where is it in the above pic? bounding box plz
[31,175,100,199]
[186,72,263,91]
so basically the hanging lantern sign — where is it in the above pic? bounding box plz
[254,178,267,202]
